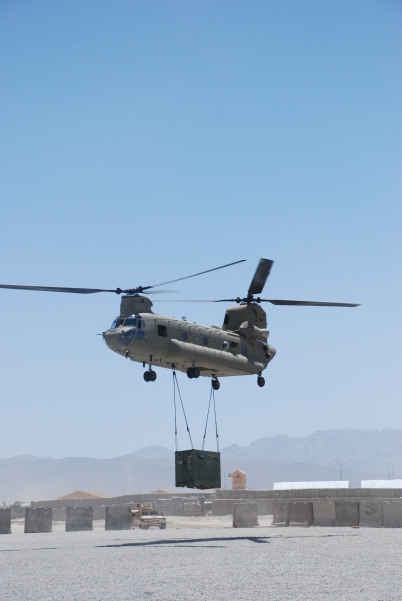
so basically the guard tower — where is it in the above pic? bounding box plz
[229,470,247,490]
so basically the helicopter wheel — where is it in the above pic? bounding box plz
[149,370,157,382]
[212,378,220,391]
[193,367,200,379]
[187,367,194,379]
[143,371,151,382]
[257,376,265,388]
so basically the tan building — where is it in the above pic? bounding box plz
[229,470,247,490]
[57,490,110,500]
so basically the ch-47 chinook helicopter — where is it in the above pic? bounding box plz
[0,258,359,390]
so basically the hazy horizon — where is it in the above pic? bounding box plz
[2,427,402,461]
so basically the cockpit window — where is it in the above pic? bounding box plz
[123,315,145,329]
[124,317,137,326]
[111,317,124,329]
[111,315,145,330]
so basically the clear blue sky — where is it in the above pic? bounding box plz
[1,0,401,458]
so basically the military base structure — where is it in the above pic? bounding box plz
[2,484,402,533]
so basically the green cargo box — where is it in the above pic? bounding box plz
[175,449,221,490]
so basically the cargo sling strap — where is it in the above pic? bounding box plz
[172,371,219,453]
[172,371,193,451]
[202,383,219,453]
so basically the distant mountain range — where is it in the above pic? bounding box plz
[221,429,402,474]
[124,445,174,459]
[1,429,400,503]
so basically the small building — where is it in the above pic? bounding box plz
[229,470,247,490]
[361,480,402,489]
[273,481,349,490]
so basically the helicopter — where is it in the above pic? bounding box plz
[0,258,359,390]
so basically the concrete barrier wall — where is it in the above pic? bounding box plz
[215,488,402,500]
[165,505,185,516]
[93,506,106,520]
[52,507,105,522]
[212,499,233,516]
[66,507,93,532]
[28,488,402,529]
[335,502,359,527]
[213,498,272,517]
[272,502,290,526]
[273,500,402,527]
[52,508,67,521]
[105,505,132,530]
[183,502,201,517]
[0,508,11,534]
[382,502,402,527]
[313,500,336,526]
[233,503,258,528]
[359,501,383,527]
[257,500,273,515]
[289,502,313,526]
[25,508,52,533]
[31,492,213,510]
[154,503,184,516]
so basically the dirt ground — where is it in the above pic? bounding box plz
[1,516,401,600]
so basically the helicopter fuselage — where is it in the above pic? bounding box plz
[103,309,276,378]
[0,258,357,387]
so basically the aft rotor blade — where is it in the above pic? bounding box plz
[0,284,118,294]
[142,259,246,291]
[248,259,274,296]
[152,299,222,302]
[154,298,360,307]
[260,299,360,307]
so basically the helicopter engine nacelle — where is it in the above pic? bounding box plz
[222,303,267,331]
[237,321,269,341]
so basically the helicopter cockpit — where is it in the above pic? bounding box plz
[110,314,146,336]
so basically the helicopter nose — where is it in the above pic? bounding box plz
[267,345,276,362]
[103,330,116,349]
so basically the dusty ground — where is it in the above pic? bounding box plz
[1,516,401,600]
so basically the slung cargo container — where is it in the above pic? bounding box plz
[175,449,221,490]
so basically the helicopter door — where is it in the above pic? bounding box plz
[152,320,169,365]
[167,320,179,342]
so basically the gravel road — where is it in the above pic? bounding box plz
[1,517,401,600]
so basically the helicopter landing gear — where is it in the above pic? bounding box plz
[212,378,220,391]
[257,375,265,388]
[144,369,157,382]
[187,366,200,379]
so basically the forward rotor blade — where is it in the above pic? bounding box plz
[0,284,117,294]
[248,259,273,296]
[0,260,246,297]
[0,284,178,295]
[141,290,177,295]
[260,299,360,307]
[142,259,246,291]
